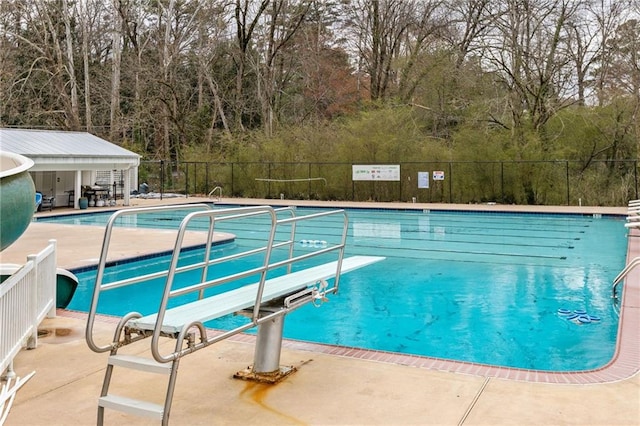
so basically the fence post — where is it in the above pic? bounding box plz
[160,160,165,200]
[565,160,570,205]
[635,159,638,199]
[352,168,355,201]
[268,163,272,198]
[501,162,504,202]
[27,255,38,350]
[308,163,311,198]
[185,162,189,197]
[399,167,402,201]
[448,162,453,203]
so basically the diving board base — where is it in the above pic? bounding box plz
[233,364,297,384]
[234,319,298,382]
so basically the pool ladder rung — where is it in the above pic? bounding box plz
[108,354,172,374]
[98,394,164,420]
[98,354,177,425]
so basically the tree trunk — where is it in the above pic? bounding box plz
[62,0,80,130]
[80,0,92,132]
[110,0,122,140]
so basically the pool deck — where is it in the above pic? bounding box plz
[1,197,639,425]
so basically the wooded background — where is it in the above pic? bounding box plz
[1,0,638,204]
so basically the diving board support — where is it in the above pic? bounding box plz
[254,313,285,374]
[233,307,293,383]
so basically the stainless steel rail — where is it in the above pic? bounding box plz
[85,203,349,360]
[612,256,640,300]
[207,186,222,200]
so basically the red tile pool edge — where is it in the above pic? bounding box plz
[60,229,640,385]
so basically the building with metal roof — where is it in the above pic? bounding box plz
[0,128,140,209]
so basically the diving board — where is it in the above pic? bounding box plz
[129,255,383,335]
[85,204,384,426]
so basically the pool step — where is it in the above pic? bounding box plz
[98,354,177,425]
[98,394,164,419]
[108,354,172,374]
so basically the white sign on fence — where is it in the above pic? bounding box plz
[433,170,445,180]
[352,165,400,181]
[418,172,429,188]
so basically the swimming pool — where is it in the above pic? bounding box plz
[41,205,628,371]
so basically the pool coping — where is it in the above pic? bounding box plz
[60,226,639,384]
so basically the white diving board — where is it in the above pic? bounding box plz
[128,255,385,335]
[88,205,386,426]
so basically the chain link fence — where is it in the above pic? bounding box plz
[136,159,638,206]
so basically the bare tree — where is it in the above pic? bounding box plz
[346,0,414,101]
[26,0,82,129]
[254,0,312,136]
[194,1,233,141]
[79,0,93,131]
[110,0,122,140]
[152,0,203,158]
[233,0,270,131]
[0,0,20,125]
[588,0,630,107]
[448,0,494,69]
[61,0,80,129]
[565,6,598,106]
[395,0,446,103]
[483,0,580,146]
[288,0,361,122]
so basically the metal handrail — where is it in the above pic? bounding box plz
[85,202,349,364]
[208,186,222,200]
[150,205,280,362]
[611,256,640,299]
[147,206,347,363]
[85,203,214,353]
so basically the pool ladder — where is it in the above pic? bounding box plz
[208,186,222,201]
[611,256,640,300]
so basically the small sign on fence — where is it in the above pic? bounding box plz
[418,172,429,188]
[432,171,445,181]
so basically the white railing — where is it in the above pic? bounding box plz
[0,240,57,378]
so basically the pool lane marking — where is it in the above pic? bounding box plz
[349,244,568,260]
[381,235,575,249]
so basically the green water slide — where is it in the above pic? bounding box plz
[0,151,35,251]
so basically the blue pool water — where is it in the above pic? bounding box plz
[40,206,628,371]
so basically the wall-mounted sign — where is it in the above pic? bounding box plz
[352,165,400,181]
[418,172,429,188]
[433,171,445,181]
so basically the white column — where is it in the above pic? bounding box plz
[74,170,82,209]
[123,168,131,206]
